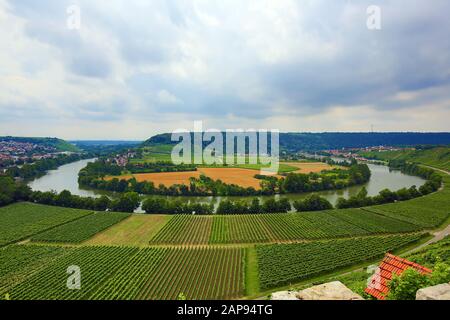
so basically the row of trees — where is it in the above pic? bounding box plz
[0,177,140,213]
[142,198,214,215]
[141,195,335,215]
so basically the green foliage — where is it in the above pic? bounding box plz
[256,234,422,289]
[293,194,333,212]
[142,197,213,215]
[360,146,450,171]
[388,268,431,300]
[109,192,140,213]
[6,153,88,180]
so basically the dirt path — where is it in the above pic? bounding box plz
[404,223,450,255]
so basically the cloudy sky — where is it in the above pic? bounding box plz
[1,0,449,139]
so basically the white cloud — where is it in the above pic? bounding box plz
[0,0,449,139]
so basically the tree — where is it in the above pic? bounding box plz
[142,198,167,214]
[293,195,333,212]
[110,192,140,213]
[388,268,430,300]
[248,198,262,214]
[94,196,111,211]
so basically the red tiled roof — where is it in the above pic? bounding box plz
[365,253,432,300]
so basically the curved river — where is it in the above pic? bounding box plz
[28,159,426,212]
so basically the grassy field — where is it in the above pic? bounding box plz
[359,147,450,171]
[86,214,172,246]
[0,203,93,246]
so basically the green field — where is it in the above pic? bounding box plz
[360,147,450,171]
[256,234,423,290]
[0,203,93,246]
[8,246,138,300]
[0,245,68,295]
[92,247,245,300]
[31,212,130,243]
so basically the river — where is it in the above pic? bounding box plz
[28,159,426,212]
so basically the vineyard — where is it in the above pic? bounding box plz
[92,247,245,300]
[256,234,423,290]
[149,215,213,244]
[31,212,130,243]
[149,209,439,245]
[9,246,138,300]
[364,189,450,228]
[0,203,93,246]
[0,245,67,295]
[4,245,244,300]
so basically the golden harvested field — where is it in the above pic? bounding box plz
[85,214,171,246]
[284,162,336,173]
[115,168,266,189]
[104,162,335,189]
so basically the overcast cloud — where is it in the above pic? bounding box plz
[0,0,449,139]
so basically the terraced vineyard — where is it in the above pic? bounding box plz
[256,234,423,289]
[31,212,130,243]
[92,247,245,300]
[0,203,93,246]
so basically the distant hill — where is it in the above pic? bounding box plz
[142,132,450,152]
[359,146,450,171]
[70,140,142,146]
[0,136,80,152]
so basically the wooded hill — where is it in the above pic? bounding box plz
[142,132,450,152]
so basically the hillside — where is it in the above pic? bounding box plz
[360,147,450,171]
[0,136,79,152]
[142,132,450,152]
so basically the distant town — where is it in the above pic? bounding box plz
[0,139,78,172]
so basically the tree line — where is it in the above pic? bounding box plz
[0,176,140,213]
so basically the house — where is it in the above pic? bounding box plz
[365,253,432,300]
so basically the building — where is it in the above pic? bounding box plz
[365,253,432,300]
